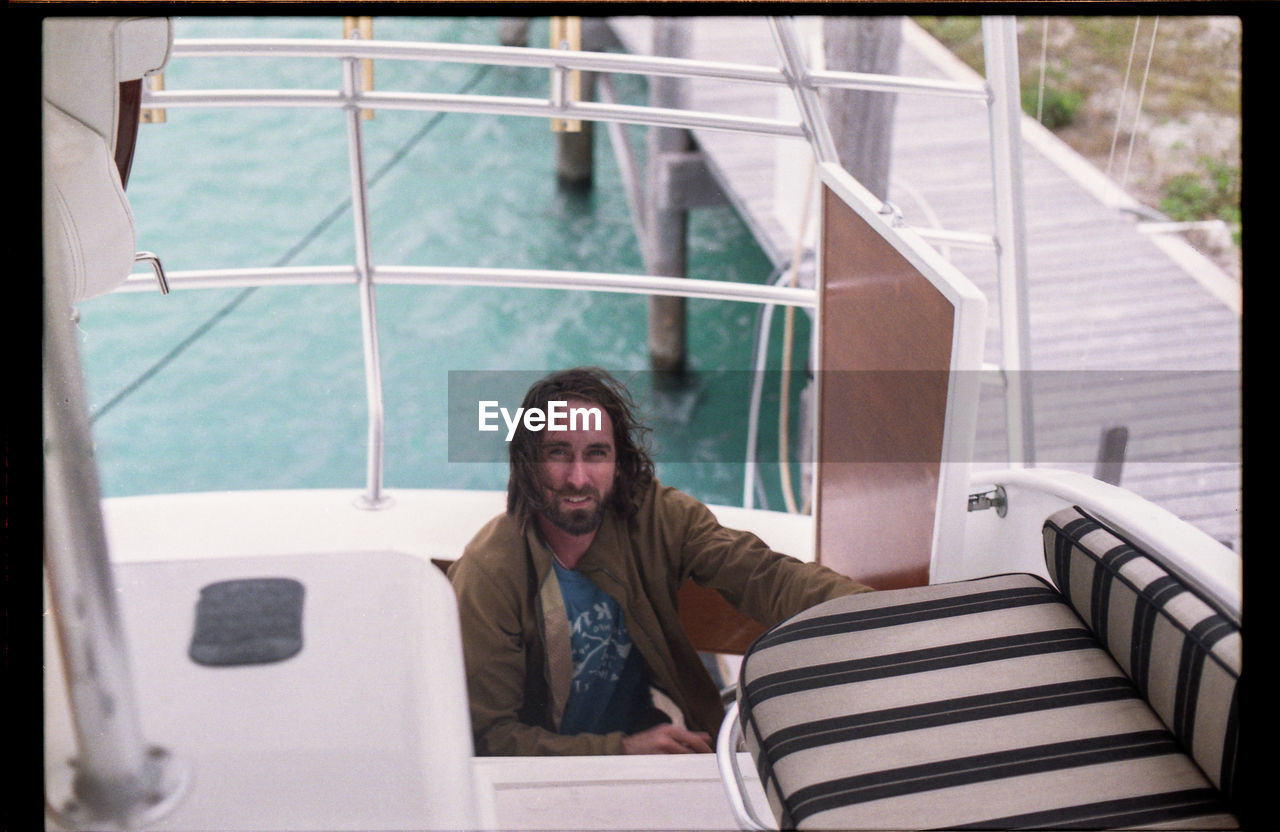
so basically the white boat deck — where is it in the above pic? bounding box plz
[609,16,1242,552]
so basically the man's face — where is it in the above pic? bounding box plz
[537,398,616,536]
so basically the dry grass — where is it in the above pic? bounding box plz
[916,15,1241,276]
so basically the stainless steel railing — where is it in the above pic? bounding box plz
[129,16,1032,507]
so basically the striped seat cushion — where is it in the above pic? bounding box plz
[737,573,1237,829]
[1044,506,1241,809]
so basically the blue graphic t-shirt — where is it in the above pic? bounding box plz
[552,559,652,736]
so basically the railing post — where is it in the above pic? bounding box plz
[983,16,1036,467]
[43,272,188,829]
[343,53,393,509]
[769,17,839,167]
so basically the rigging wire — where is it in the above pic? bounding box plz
[1120,17,1159,194]
[742,162,818,513]
[1106,18,1143,179]
[91,63,494,424]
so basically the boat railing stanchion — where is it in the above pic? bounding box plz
[44,273,189,829]
[982,15,1035,468]
[342,45,393,511]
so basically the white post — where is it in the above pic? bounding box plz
[983,16,1036,467]
[343,54,393,509]
[44,272,188,828]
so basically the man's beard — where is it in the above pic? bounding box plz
[542,487,608,536]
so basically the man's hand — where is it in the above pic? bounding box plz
[621,723,713,754]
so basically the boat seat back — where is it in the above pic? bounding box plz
[42,18,172,302]
[1043,505,1241,805]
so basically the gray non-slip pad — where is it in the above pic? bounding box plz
[189,577,305,666]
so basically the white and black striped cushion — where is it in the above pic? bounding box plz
[737,573,1237,829]
[1044,506,1241,809]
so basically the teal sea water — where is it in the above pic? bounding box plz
[77,16,812,510]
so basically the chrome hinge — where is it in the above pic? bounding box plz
[967,485,1007,517]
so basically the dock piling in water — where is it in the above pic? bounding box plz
[646,18,692,375]
[499,18,529,47]
[556,71,596,190]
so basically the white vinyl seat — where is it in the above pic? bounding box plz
[42,18,172,302]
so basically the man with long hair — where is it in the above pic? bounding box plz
[449,367,872,755]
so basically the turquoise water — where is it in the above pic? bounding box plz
[77,16,812,509]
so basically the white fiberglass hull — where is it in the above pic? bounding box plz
[45,474,1236,830]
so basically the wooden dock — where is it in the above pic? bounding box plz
[609,17,1242,551]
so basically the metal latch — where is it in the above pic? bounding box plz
[967,485,1007,517]
[879,200,905,227]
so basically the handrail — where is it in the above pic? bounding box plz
[149,88,809,138]
[170,35,988,100]
[150,32,992,140]
[173,37,793,82]
[716,701,773,830]
[118,264,819,307]
[807,67,989,100]
[127,17,1032,509]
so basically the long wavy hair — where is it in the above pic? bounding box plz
[507,367,655,528]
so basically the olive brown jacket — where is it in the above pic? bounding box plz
[448,480,872,756]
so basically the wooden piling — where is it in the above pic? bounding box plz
[555,72,595,190]
[646,18,691,375]
[499,18,529,47]
[822,17,903,200]
[551,17,595,190]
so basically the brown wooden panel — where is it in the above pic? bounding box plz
[675,581,766,655]
[817,184,954,590]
